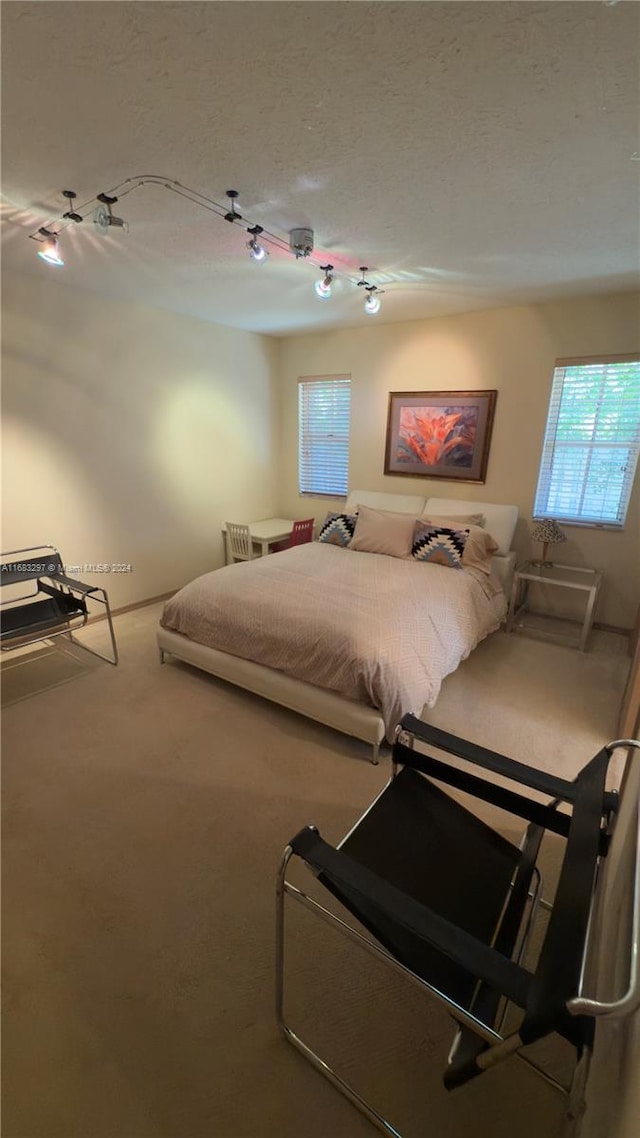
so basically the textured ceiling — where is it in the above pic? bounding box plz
[2,1,639,336]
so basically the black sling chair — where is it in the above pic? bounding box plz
[277,714,640,1136]
[1,545,118,665]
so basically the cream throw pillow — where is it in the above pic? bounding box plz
[350,503,416,558]
[421,514,498,574]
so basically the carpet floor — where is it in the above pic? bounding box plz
[1,605,630,1138]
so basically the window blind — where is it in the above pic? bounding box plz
[534,357,640,527]
[298,376,351,497]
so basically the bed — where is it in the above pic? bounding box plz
[157,491,518,761]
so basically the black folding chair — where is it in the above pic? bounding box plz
[277,714,640,1136]
[1,545,118,665]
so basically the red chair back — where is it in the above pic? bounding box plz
[290,518,314,546]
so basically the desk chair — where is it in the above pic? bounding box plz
[272,517,315,553]
[1,545,118,665]
[226,522,254,562]
[277,714,640,1136]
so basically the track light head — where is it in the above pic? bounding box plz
[95,193,127,235]
[314,264,334,299]
[36,229,64,266]
[364,287,381,315]
[246,224,268,262]
[358,268,381,313]
[248,238,267,262]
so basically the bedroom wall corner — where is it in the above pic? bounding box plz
[1,270,280,608]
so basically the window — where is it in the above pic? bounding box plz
[298,376,351,497]
[534,356,640,528]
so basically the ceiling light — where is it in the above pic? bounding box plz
[364,289,381,315]
[246,224,268,262]
[248,238,267,262]
[314,264,334,299]
[94,192,127,235]
[36,230,64,266]
[357,266,382,314]
[28,180,394,316]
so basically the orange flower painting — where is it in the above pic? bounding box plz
[385,391,497,483]
[397,406,477,468]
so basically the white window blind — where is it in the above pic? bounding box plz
[298,376,351,497]
[534,357,640,528]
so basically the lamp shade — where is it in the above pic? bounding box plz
[531,518,566,563]
[531,519,566,546]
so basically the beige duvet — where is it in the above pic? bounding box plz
[160,543,506,740]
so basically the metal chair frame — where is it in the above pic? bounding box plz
[276,717,640,1137]
[1,545,118,665]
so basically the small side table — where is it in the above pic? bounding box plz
[507,562,602,652]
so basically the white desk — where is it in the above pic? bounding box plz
[222,518,295,565]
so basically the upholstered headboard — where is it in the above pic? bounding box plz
[424,497,518,557]
[343,489,518,596]
[345,490,427,515]
[424,496,518,596]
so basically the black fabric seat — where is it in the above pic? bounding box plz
[1,592,87,640]
[319,767,525,1009]
[277,714,638,1136]
[1,545,118,665]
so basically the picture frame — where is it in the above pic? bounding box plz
[384,390,497,483]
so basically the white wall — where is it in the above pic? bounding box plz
[1,271,280,608]
[278,292,640,629]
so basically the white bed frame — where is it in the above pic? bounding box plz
[157,492,518,763]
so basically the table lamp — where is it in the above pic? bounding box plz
[531,518,567,566]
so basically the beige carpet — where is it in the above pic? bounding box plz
[1,606,630,1138]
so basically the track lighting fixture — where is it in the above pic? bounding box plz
[247,225,268,262]
[357,266,382,315]
[36,229,64,266]
[364,289,381,315]
[314,264,334,300]
[94,192,127,235]
[28,178,388,314]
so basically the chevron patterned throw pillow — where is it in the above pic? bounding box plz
[317,512,358,547]
[411,523,470,569]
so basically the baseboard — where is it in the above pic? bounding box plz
[85,590,175,624]
[89,598,633,646]
[593,620,633,645]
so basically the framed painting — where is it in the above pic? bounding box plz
[384,390,497,483]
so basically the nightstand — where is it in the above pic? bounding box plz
[507,562,602,652]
